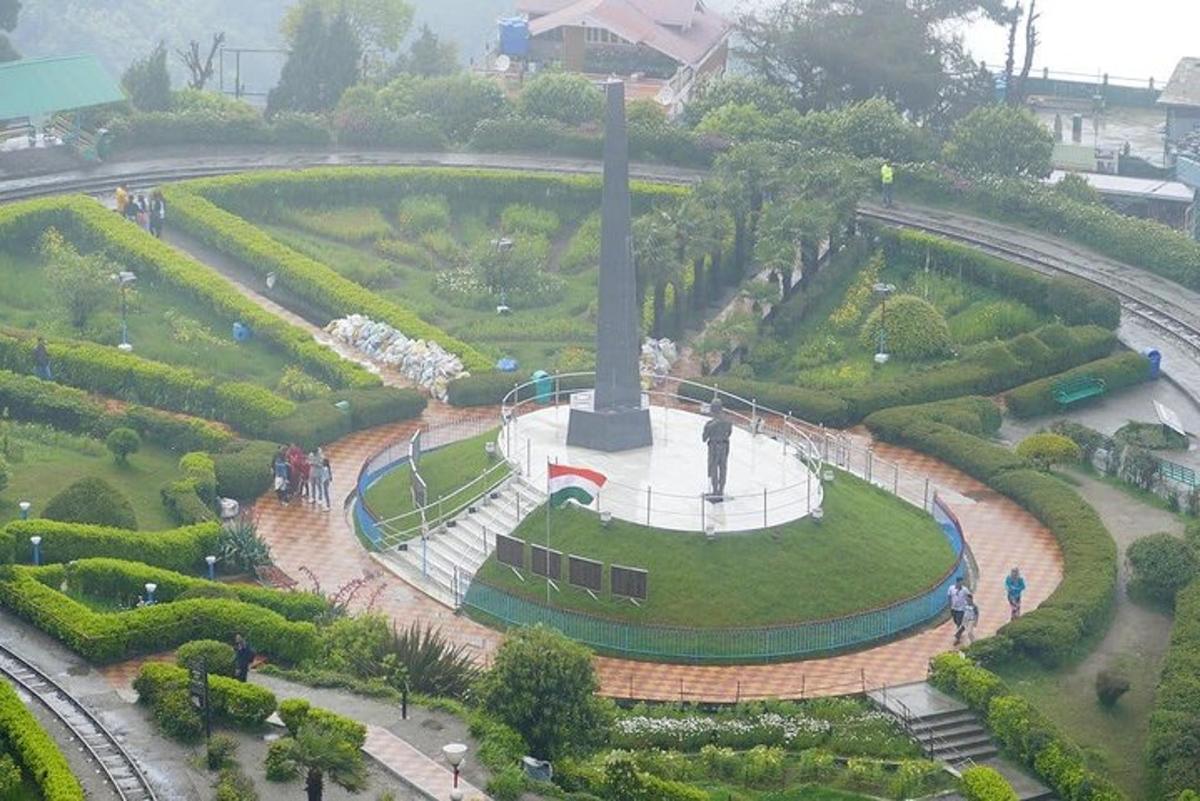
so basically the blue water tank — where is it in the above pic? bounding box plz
[1143,347,1161,379]
[498,16,530,57]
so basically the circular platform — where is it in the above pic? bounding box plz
[500,404,823,532]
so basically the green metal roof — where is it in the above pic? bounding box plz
[0,55,125,120]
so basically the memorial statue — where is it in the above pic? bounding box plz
[702,399,733,499]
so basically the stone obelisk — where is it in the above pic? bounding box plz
[566,79,653,452]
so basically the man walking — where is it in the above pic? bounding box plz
[881,162,895,208]
[233,633,255,682]
[33,337,52,380]
[948,576,970,644]
[1005,567,1026,620]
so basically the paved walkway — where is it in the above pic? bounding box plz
[364,726,489,801]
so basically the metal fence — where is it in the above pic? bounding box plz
[463,494,965,663]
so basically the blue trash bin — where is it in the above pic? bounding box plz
[1142,348,1161,379]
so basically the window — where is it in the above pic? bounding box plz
[583,25,628,45]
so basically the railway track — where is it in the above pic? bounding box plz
[859,204,1200,358]
[0,644,157,801]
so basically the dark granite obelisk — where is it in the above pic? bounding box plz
[566,79,653,452]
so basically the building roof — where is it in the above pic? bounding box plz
[1047,170,1196,204]
[524,0,730,67]
[1158,57,1200,108]
[0,55,125,121]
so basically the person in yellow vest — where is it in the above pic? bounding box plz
[114,183,129,215]
[880,162,895,208]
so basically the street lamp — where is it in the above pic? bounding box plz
[18,500,31,520]
[205,555,217,580]
[29,536,41,566]
[872,282,896,365]
[144,582,157,605]
[443,743,467,801]
[492,237,513,315]
[114,271,137,352]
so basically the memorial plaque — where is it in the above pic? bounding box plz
[496,534,525,568]
[531,545,562,580]
[611,565,648,600]
[568,555,603,592]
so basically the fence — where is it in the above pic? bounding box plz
[462,494,965,663]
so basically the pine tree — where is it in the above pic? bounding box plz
[121,42,172,111]
[404,24,457,76]
[320,12,361,109]
[268,4,361,116]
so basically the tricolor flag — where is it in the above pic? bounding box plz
[548,463,607,508]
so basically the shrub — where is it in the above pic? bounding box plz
[1004,352,1153,418]
[1147,580,1200,796]
[858,294,952,359]
[43,477,138,530]
[276,699,366,748]
[1,519,220,573]
[396,195,451,234]
[1094,668,1130,707]
[501,203,560,238]
[676,377,851,428]
[487,765,526,801]
[334,109,448,150]
[1126,533,1199,605]
[213,440,278,502]
[152,687,205,741]
[214,766,259,801]
[519,72,604,125]
[0,680,85,801]
[207,733,239,770]
[1016,433,1081,471]
[962,765,1019,801]
[177,639,237,677]
[105,427,141,463]
[389,622,481,699]
[134,662,277,729]
[265,738,299,780]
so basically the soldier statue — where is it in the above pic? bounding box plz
[702,399,733,500]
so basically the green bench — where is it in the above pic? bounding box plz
[1052,375,1106,406]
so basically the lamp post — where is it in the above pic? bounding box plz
[30,536,41,566]
[205,555,217,581]
[18,500,31,520]
[872,282,896,365]
[492,237,513,315]
[443,743,467,801]
[115,271,137,352]
[144,582,157,605]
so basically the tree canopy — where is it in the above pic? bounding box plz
[944,103,1054,177]
[122,42,172,112]
[268,6,361,116]
[398,23,458,76]
[283,0,413,76]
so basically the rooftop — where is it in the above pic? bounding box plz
[0,55,125,121]
[1158,57,1200,108]
[1047,170,1196,203]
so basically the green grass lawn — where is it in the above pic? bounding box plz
[0,425,182,530]
[474,471,955,627]
[0,249,294,386]
[363,428,507,533]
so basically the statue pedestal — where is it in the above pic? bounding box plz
[566,391,653,452]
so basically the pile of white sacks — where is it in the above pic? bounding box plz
[324,314,466,399]
[641,337,678,378]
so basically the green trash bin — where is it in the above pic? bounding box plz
[532,370,553,404]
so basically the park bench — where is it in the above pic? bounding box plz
[1052,375,1106,406]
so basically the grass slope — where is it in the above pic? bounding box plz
[474,472,955,628]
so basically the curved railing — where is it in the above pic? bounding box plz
[462,494,967,663]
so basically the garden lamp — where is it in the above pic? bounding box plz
[115,270,137,352]
[18,500,31,520]
[29,535,41,566]
[144,582,157,605]
[443,742,467,800]
[205,555,217,580]
[872,282,896,364]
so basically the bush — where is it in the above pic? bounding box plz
[1,519,220,573]
[676,377,852,427]
[1004,352,1153,418]
[277,698,366,748]
[487,765,526,801]
[213,440,278,502]
[519,73,604,125]
[1016,433,1081,471]
[858,294,952,359]
[1147,580,1200,796]
[1094,668,1130,707]
[333,109,448,149]
[961,765,1019,801]
[152,687,205,741]
[207,733,239,770]
[105,427,141,463]
[177,639,237,677]
[134,662,277,729]
[1126,533,1200,605]
[43,477,138,530]
[214,766,259,801]
[396,195,451,234]
[265,738,299,781]
[0,680,85,801]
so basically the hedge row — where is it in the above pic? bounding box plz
[0,330,295,434]
[265,386,427,450]
[0,681,84,801]
[163,185,492,373]
[0,566,319,664]
[1146,579,1200,797]
[865,402,1117,665]
[1,520,221,574]
[676,376,852,427]
[468,115,716,167]
[1003,352,1154,418]
[55,558,329,621]
[930,652,1124,801]
[134,661,278,729]
[278,698,367,748]
[110,110,331,151]
[447,371,594,408]
[0,368,231,452]
[0,196,376,391]
[877,227,1121,330]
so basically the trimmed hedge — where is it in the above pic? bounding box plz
[961,766,1018,801]
[0,565,320,664]
[2,520,221,573]
[878,227,1121,329]
[213,439,279,501]
[278,698,367,748]
[265,387,427,450]
[676,376,852,427]
[447,371,594,408]
[134,661,277,729]
[1003,352,1154,418]
[0,196,376,391]
[0,680,85,801]
[1146,579,1200,797]
[864,396,1001,437]
[43,477,139,530]
[931,652,1124,801]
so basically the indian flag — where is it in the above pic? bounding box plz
[548,463,607,508]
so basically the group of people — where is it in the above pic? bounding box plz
[947,567,1026,647]
[114,184,167,238]
[272,444,334,510]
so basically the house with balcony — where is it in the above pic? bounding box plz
[486,0,733,114]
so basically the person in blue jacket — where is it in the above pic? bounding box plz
[1005,567,1026,620]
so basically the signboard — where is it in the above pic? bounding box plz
[568,555,603,592]
[496,534,525,568]
[611,565,648,600]
[188,664,211,740]
[1154,400,1188,438]
[530,545,562,580]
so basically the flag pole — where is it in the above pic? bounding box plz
[546,458,552,607]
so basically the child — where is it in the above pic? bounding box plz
[273,452,290,506]
[961,593,979,647]
[320,458,333,512]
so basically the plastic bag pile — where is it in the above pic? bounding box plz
[325,315,467,399]
[641,337,678,377]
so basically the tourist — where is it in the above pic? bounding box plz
[1005,567,1026,620]
[115,183,129,216]
[961,593,979,646]
[135,194,150,230]
[319,458,333,512]
[880,162,895,208]
[33,336,52,380]
[149,191,167,238]
[307,450,321,505]
[273,450,290,506]
[948,576,969,644]
[123,187,139,221]
[233,633,255,682]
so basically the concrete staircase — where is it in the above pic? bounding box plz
[869,682,1055,801]
[376,478,545,607]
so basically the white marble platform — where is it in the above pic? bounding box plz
[500,403,822,532]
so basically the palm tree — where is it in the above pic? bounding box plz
[274,723,367,801]
[633,214,682,339]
